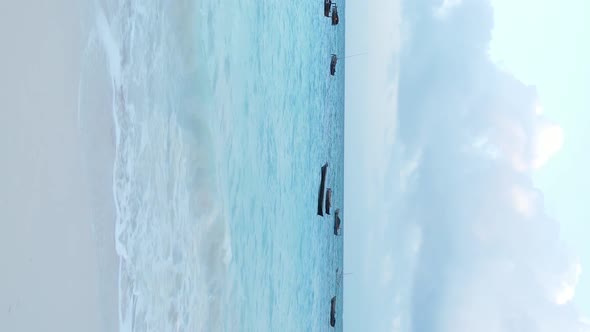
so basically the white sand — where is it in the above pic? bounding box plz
[0,1,118,331]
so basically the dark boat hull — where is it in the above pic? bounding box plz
[325,188,332,215]
[317,163,328,216]
[324,0,331,17]
[330,55,337,76]
[331,7,339,25]
[333,209,341,235]
[330,296,336,327]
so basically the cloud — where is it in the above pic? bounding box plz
[386,0,587,331]
[510,184,537,218]
[343,1,406,330]
[434,0,463,18]
[555,262,582,305]
[533,117,564,169]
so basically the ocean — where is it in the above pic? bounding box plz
[80,0,344,330]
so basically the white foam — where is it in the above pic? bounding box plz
[83,1,235,330]
[95,7,122,86]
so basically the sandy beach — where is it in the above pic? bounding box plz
[0,1,118,331]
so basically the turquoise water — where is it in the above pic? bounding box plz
[81,0,344,330]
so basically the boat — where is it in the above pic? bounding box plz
[330,296,337,327]
[325,188,332,215]
[333,209,341,235]
[317,163,329,216]
[331,5,339,25]
[330,54,337,76]
[324,0,332,17]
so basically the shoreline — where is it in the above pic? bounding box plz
[78,1,121,330]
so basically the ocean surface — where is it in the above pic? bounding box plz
[79,0,345,331]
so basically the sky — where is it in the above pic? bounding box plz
[345,0,590,331]
[489,0,590,318]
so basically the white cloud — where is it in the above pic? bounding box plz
[439,258,587,332]
[533,117,564,169]
[399,148,422,193]
[556,262,582,305]
[510,185,537,218]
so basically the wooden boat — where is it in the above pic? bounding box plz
[333,209,341,235]
[330,54,337,76]
[324,0,332,17]
[330,296,337,327]
[317,163,328,216]
[325,188,332,215]
[331,5,339,25]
